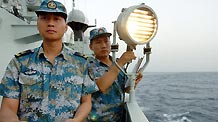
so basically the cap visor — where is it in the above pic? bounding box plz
[92,33,112,40]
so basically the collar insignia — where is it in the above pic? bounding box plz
[24,69,37,75]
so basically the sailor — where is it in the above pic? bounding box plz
[87,27,143,122]
[0,0,98,121]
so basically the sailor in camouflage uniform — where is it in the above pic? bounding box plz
[86,27,143,122]
[0,0,98,121]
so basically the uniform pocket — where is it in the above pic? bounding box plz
[19,73,43,102]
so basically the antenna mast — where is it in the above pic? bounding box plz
[72,0,75,9]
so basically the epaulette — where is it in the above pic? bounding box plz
[86,56,95,63]
[14,49,34,58]
[74,52,88,59]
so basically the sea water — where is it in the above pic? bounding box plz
[136,72,218,122]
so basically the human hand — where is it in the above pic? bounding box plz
[135,72,143,85]
[118,51,136,66]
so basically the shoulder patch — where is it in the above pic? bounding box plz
[15,49,34,58]
[74,52,88,59]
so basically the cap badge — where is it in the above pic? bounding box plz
[98,28,104,34]
[47,1,57,9]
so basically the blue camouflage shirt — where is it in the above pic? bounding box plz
[0,44,98,122]
[87,57,128,122]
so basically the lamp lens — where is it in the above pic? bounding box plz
[126,8,157,44]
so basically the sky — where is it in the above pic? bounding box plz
[61,0,218,72]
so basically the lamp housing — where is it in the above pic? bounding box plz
[116,3,158,49]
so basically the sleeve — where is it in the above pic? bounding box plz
[81,59,98,96]
[0,57,21,99]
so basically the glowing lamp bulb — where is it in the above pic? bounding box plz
[116,3,158,49]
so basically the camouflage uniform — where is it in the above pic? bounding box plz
[0,45,98,121]
[87,57,128,122]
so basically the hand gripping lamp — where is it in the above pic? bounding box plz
[113,2,158,104]
[110,3,158,122]
[112,4,158,122]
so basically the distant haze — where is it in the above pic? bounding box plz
[62,0,218,72]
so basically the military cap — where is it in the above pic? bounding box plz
[89,27,112,41]
[35,0,67,19]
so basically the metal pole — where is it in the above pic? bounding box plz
[128,73,136,103]
[139,43,151,73]
[112,21,117,62]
